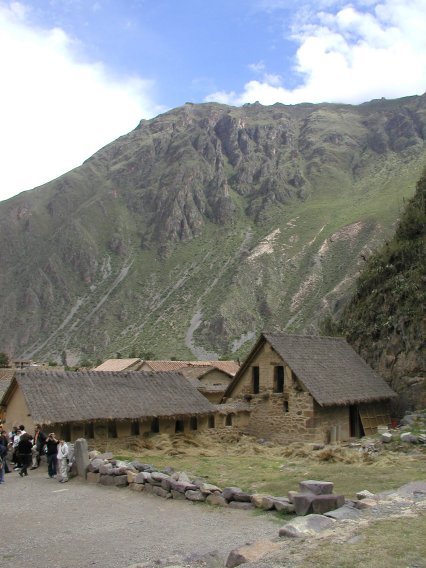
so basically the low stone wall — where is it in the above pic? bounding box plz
[83,449,296,515]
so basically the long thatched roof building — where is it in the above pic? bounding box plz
[1,370,215,438]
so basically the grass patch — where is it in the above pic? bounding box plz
[94,432,426,499]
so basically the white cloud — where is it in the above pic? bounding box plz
[0,2,163,202]
[206,0,426,106]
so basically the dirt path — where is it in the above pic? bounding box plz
[0,465,278,568]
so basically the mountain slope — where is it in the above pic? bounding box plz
[324,169,426,408]
[1,95,426,364]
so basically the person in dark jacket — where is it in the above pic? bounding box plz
[17,433,33,477]
[0,437,7,483]
[30,424,47,469]
[0,430,10,474]
[45,432,59,478]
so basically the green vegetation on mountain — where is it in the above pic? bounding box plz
[0,95,426,366]
[322,169,426,406]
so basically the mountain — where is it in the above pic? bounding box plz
[1,95,426,365]
[323,169,426,409]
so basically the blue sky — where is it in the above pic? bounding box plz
[1,0,426,201]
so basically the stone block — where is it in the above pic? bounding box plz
[381,432,393,443]
[99,474,116,486]
[356,490,376,500]
[127,471,137,484]
[226,540,281,568]
[324,505,361,520]
[311,494,345,515]
[222,487,243,502]
[86,472,100,484]
[161,478,172,491]
[152,486,171,498]
[355,498,377,510]
[288,490,298,503]
[87,458,104,473]
[171,490,187,500]
[99,464,113,475]
[293,493,315,516]
[273,499,295,514]
[134,472,150,484]
[185,489,206,502]
[114,475,128,487]
[233,490,253,503]
[169,480,197,493]
[130,483,144,492]
[197,482,222,494]
[144,483,154,494]
[206,493,228,507]
[151,471,170,482]
[299,480,334,495]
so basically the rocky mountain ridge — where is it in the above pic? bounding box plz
[1,95,426,366]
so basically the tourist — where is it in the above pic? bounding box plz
[30,424,47,470]
[12,429,22,469]
[57,439,69,483]
[17,432,32,477]
[0,430,10,473]
[45,432,59,478]
[0,436,7,483]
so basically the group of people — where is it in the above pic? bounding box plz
[0,423,70,484]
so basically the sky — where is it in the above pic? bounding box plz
[1,0,426,202]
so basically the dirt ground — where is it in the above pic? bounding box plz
[0,464,278,568]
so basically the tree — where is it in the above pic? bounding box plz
[0,352,10,367]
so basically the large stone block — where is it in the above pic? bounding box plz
[171,490,187,500]
[226,540,281,568]
[185,489,206,502]
[130,483,145,492]
[134,472,150,484]
[99,474,116,486]
[114,475,128,487]
[222,487,243,502]
[299,480,334,495]
[311,495,345,514]
[74,438,90,478]
[99,463,113,475]
[152,486,171,498]
[86,472,100,484]
[206,493,228,507]
[87,458,104,473]
[273,498,295,514]
[293,493,315,516]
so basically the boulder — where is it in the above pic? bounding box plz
[400,432,418,444]
[226,540,281,568]
[293,493,315,516]
[99,474,116,486]
[324,505,361,520]
[197,482,222,495]
[170,480,198,493]
[250,495,275,510]
[185,490,206,502]
[311,495,345,515]
[381,432,393,443]
[150,471,170,482]
[288,490,298,503]
[134,471,151,484]
[87,458,104,473]
[355,498,377,510]
[86,472,100,484]
[356,490,376,500]
[222,487,243,502]
[273,499,295,514]
[206,493,228,507]
[171,490,187,500]
[152,486,171,498]
[130,483,144,492]
[233,490,253,503]
[127,471,137,484]
[299,480,334,495]
[114,475,128,487]
[279,514,335,538]
[99,463,113,475]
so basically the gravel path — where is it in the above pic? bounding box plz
[0,465,278,568]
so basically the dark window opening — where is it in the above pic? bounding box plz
[61,424,71,441]
[208,415,215,428]
[283,400,289,413]
[84,422,94,439]
[108,421,117,438]
[225,414,233,426]
[175,419,184,433]
[189,416,198,430]
[150,417,160,433]
[131,421,140,436]
[252,366,260,394]
[274,365,284,393]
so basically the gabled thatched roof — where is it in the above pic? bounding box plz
[94,358,143,371]
[0,369,15,401]
[226,333,396,407]
[3,370,215,425]
[143,360,240,376]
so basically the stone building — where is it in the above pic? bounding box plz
[0,370,215,441]
[223,333,397,443]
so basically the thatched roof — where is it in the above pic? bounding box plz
[143,360,239,376]
[226,333,396,407]
[0,369,15,401]
[3,370,215,425]
[214,401,251,415]
[94,358,142,371]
